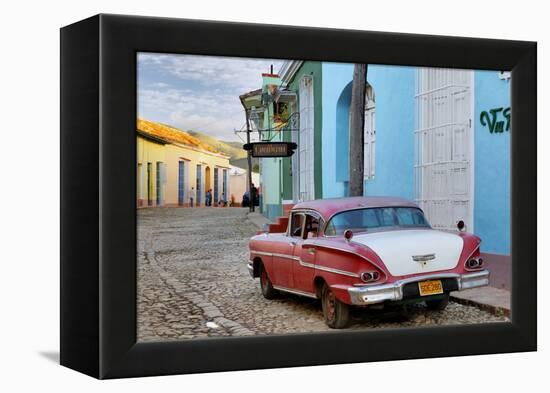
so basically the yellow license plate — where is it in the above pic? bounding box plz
[418,280,444,296]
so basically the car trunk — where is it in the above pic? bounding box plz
[351,229,463,276]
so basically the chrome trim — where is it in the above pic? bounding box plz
[252,250,361,278]
[463,245,483,271]
[412,253,436,262]
[304,243,386,273]
[347,270,489,305]
[251,250,299,261]
[297,260,359,278]
[287,209,325,237]
[247,261,255,277]
[273,285,318,299]
[252,250,272,257]
[289,208,325,220]
[464,244,482,261]
[314,264,359,278]
[273,253,300,261]
[299,260,315,269]
[458,270,490,290]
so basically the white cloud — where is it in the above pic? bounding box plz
[138,87,248,140]
[137,53,285,141]
[139,52,283,93]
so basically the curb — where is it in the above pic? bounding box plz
[246,212,272,230]
[450,294,510,317]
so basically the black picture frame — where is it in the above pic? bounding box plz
[60,14,536,379]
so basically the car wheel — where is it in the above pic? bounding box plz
[259,264,278,299]
[321,283,350,329]
[425,293,450,311]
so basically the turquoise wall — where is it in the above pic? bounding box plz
[321,63,415,199]
[474,71,511,255]
[261,157,282,221]
[321,62,352,197]
[364,65,415,199]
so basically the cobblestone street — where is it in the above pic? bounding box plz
[137,207,509,342]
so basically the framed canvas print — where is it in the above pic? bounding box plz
[60,14,536,379]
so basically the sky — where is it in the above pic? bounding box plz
[137,53,284,142]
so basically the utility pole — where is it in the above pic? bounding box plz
[245,108,255,212]
[349,64,368,196]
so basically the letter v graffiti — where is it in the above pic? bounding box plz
[480,107,510,133]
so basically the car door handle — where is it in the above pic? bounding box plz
[290,241,297,246]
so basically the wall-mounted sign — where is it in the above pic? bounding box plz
[480,107,511,133]
[243,142,297,157]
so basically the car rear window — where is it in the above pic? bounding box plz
[324,207,430,236]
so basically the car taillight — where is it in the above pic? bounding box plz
[361,271,380,283]
[466,258,484,269]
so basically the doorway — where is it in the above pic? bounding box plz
[205,166,211,205]
[178,161,185,206]
[156,162,164,206]
[147,163,152,206]
[214,168,219,204]
[196,164,202,206]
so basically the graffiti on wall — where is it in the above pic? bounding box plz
[480,107,511,133]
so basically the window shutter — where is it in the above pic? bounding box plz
[415,68,473,231]
[298,76,315,201]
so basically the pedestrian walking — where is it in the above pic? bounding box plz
[206,189,212,206]
[218,193,227,207]
[189,187,195,207]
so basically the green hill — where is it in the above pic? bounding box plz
[187,130,259,172]
[187,131,246,158]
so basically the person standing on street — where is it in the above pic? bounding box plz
[189,187,195,207]
[251,183,258,207]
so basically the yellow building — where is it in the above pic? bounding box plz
[136,119,231,207]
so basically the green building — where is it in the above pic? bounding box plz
[240,61,323,221]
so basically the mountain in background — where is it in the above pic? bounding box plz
[186,130,259,173]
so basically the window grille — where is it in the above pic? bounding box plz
[414,68,473,231]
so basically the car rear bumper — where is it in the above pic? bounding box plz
[347,270,490,305]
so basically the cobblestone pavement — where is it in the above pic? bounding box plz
[137,207,509,342]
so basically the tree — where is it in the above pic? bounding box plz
[349,64,367,196]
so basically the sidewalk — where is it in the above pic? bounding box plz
[451,286,510,317]
[247,211,272,231]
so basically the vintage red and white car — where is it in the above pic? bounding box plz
[248,196,489,328]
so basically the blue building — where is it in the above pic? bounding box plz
[319,63,511,288]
